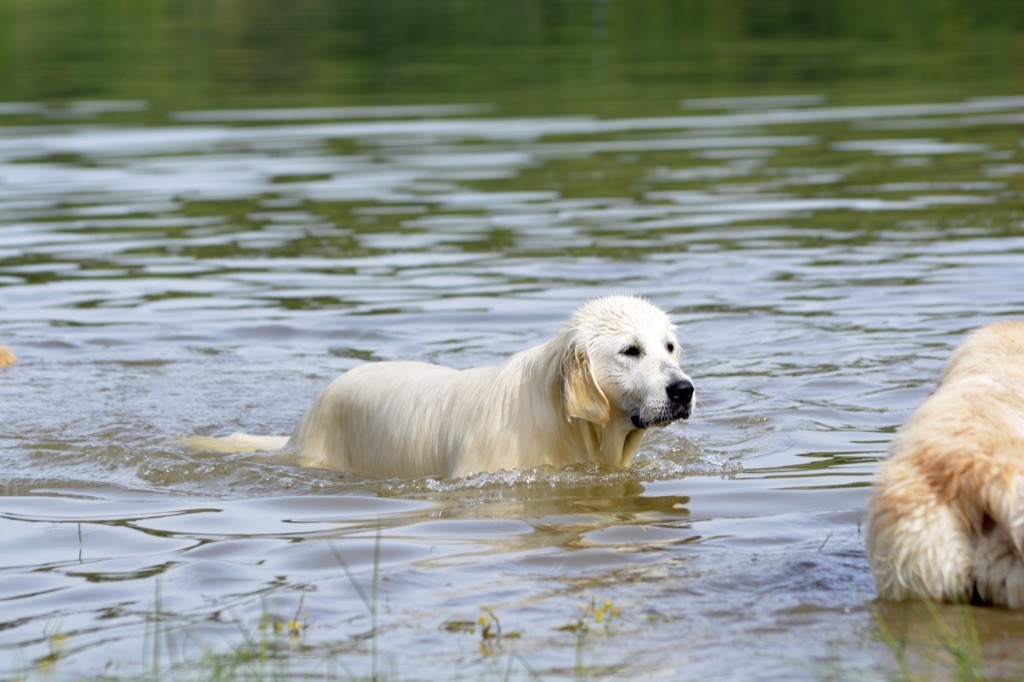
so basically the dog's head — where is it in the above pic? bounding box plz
[560,296,695,430]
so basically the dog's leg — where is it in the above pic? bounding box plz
[965,456,1024,606]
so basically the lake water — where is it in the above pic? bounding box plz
[2,2,1024,679]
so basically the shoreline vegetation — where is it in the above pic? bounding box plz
[25,546,1017,681]
[28,541,635,681]
[1,0,1022,121]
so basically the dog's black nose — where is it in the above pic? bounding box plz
[666,379,694,405]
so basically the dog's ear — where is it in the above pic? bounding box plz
[562,343,610,425]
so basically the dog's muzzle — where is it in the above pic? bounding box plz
[630,378,694,429]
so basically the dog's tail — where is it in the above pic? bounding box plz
[178,432,289,454]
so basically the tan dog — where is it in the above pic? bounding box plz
[866,321,1024,607]
[185,296,696,479]
[0,346,15,368]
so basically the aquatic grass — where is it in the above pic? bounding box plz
[197,597,309,680]
[139,580,294,682]
[329,537,538,680]
[474,605,524,664]
[871,599,989,681]
[870,600,916,681]
[922,600,986,682]
[555,595,622,638]
[141,580,170,681]
[329,529,384,681]
[31,620,67,675]
[27,532,537,681]
[551,595,623,680]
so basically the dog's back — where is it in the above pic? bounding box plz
[283,348,586,479]
[285,360,469,477]
[866,321,1024,606]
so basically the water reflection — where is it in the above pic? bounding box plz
[0,0,1022,672]
[1,89,1023,678]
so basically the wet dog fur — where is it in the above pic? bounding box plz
[866,321,1024,607]
[184,296,696,479]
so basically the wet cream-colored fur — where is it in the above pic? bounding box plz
[866,321,1024,607]
[185,296,695,479]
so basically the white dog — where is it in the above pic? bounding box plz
[866,321,1024,607]
[186,296,695,479]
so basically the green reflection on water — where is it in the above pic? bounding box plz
[1,0,1022,117]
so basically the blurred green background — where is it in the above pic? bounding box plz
[1,0,1021,118]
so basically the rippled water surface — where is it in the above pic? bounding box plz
[3,3,1024,679]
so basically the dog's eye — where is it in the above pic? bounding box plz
[666,342,675,353]
[620,345,642,358]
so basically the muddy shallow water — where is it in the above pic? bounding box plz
[3,4,1024,679]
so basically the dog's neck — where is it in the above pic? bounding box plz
[508,339,647,469]
[569,414,644,467]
